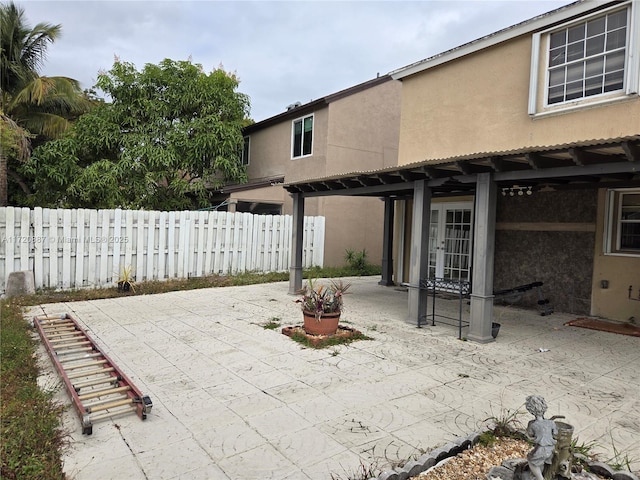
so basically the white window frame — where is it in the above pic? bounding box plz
[291,114,313,159]
[528,1,640,117]
[604,188,640,257]
[241,136,250,166]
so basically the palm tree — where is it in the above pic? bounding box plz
[0,1,91,206]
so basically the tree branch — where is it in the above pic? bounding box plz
[8,170,33,195]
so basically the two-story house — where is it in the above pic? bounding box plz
[212,75,402,267]
[285,0,640,342]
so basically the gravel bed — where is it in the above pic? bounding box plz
[414,437,530,480]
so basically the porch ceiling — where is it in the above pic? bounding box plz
[284,136,640,198]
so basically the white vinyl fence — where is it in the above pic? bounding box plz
[0,207,324,292]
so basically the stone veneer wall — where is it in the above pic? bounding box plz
[493,189,597,315]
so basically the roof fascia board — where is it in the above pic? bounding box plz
[243,99,326,134]
[217,176,285,194]
[243,75,393,135]
[390,1,610,80]
[291,160,639,198]
[290,182,416,198]
[494,160,639,182]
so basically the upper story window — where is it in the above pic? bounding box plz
[292,114,313,158]
[528,2,639,116]
[547,9,627,105]
[605,189,640,255]
[241,136,250,166]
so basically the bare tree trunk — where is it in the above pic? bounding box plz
[0,150,8,206]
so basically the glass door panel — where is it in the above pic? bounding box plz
[428,203,473,283]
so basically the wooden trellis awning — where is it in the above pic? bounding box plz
[284,136,640,198]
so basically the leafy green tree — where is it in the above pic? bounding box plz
[25,58,251,210]
[1,1,92,206]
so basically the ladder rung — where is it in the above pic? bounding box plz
[41,320,74,326]
[39,319,73,326]
[55,346,94,356]
[60,352,102,364]
[68,367,115,380]
[44,329,77,336]
[64,359,108,371]
[45,332,80,340]
[85,397,133,412]
[78,386,131,401]
[50,334,85,344]
[73,376,118,390]
[54,340,91,349]
[37,315,69,322]
[90,406,137,423]
[43,326,76,333]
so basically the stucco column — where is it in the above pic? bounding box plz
[468,172,497,343]
[288,192,305,294]
[379,197,395,286]
[408,180,431,325]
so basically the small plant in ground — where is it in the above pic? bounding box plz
[482,405,524,437]
[330,459,380,480]
[116,265,136,293]
[603,431,637,472]
[344,248,369,273]
[571,437,599,458]
[478,430,498,447]
[331,348,340,356]
[288,329,372,349]
[262,317,281,330]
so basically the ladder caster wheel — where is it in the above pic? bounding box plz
[82,415,93,435]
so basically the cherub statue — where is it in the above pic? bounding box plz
[525,395,558,480]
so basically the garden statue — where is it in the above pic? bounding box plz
[513,395,574,480]
[525,395,558,480]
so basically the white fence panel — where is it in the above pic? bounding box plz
[0,207,324,292]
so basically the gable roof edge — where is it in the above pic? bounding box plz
[243,75,393,134]
[390,0,613,80]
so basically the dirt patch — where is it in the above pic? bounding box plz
[281,325,369,348]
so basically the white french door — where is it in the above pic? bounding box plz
[428,202,473,282]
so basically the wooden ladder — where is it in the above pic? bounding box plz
[33,313,152,435]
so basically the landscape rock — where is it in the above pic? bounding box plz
[5,270,35,297]
[486,465,515,479]
[612,471,640,480]
[401,459,425,477]
[588,462,616,478]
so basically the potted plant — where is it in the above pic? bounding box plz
[116,265,136,293]
[297,278,351,335]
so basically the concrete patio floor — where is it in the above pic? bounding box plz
[29,276,640,479]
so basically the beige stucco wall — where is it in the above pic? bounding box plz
[327,80,401,173]
[591,189,640,321]
[229,185,285,207]
[397,34,640,165]
[239,79,401,267]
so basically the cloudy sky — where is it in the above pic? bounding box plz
[18,0,574,122]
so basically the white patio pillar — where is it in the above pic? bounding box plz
[407,180,431,325]
[288,192,305,294]
[468,172,497,343]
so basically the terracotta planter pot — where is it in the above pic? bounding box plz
[302,310,341,335]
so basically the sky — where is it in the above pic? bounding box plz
[17,0,575,122]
